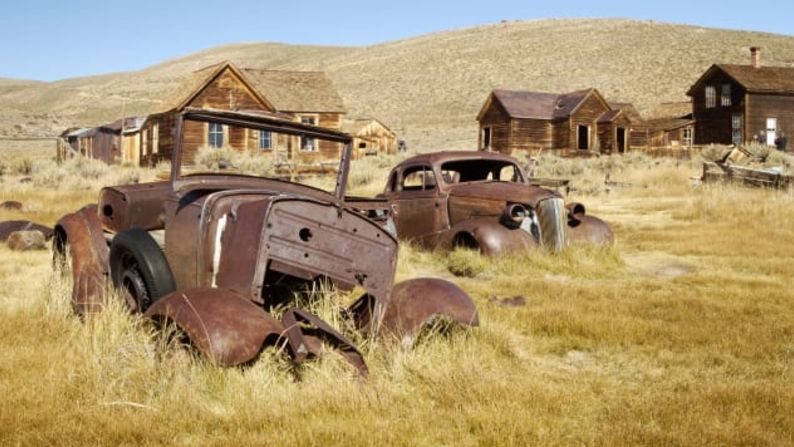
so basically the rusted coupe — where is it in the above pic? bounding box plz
[54,110,478,374]
[377,151,613,255]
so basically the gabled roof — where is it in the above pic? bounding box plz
[342,118,395,136]
[150,61,346,116]
[597,110,623,124]
[608,102,643,123]
[150,62,274,115]
[241,68,346,113]
[687,64,794,96]
[479,88,606,121]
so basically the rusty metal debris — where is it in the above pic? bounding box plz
[372,151,613,255]
[54,109,479,376]
[0,200,23,211]
[0,220,53,242]
[702,161,793,189]
[6,230,47,251]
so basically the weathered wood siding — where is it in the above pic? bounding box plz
[552,120,570,149]
[692,71,745,145]
[187,70,271,113]
[569,94,611,150]
[351,121,397,159]
[510,119,552,153]
[745,93,794,144]
[478,99,512,153]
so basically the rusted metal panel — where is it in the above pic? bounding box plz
[0,201,23,211]
[55,205,110,315]
[0,221,53,242]
[98,181,171,233]
[351,278,479,346]
[144,288,285,367]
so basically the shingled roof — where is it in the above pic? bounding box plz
[688,64,794,96]
[484,88,599,121]
[150,61,345,115]
[609,102,644,123]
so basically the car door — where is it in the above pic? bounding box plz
[387,164,447,245]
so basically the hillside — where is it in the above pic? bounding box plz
[2,18,794,149]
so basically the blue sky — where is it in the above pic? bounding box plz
[1,0,791,82]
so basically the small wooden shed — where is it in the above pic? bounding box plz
[645,102,695,148]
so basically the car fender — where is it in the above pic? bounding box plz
[567,214,614,245]
[54,205,110,316]
[441,217,538,256]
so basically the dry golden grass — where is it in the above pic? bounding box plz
[0,154,793,445]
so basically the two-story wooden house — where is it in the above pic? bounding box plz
[138,61,347,166]
[477,88,642,154]
[687,48,794,147]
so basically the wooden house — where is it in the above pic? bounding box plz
[477,88,642,154]
[341,118,397,159]
[645,102,695,148]
[138,61,346,166]
[687,47,794,147]
[60,124,120,164]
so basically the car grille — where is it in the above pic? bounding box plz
[536,197,567,252]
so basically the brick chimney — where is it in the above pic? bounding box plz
[750,47,761,68]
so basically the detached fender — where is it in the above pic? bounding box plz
[54,205,109,315]
[143,287,284,367]
[353,278,479,346]
[441,217,538,256]
[567,215,614,245]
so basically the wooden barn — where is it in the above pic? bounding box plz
[645,102,695,148]
[342,118,397,158]
[138,61,346,166]
[687,47,794,147]
[477,88,643,154]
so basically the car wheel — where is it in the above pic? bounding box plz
[109,228,175,313]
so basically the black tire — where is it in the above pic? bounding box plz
[109,228,175,313]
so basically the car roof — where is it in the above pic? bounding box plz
[399,151,521,167]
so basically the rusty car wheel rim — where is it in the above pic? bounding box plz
[118,252,152,312]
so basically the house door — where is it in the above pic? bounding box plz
[577,125,589,150]
[616,128,626,153]
[766,118,777,146]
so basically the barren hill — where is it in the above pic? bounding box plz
[2,18,794,149]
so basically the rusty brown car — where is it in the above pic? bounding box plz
[377,151,613,255]
[54,109,478,374]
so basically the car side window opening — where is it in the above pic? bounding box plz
[400,166,437,192]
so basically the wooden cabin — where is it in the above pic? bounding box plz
[477,88,643,154]
[139,61,346,166]
[60,125,120,164]
[645,102,695,148]
[687,47,794,148]
[342,118,397,159]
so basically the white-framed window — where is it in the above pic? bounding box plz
[259,130,272,150]
[683,127,693,147]
[152,123,159,154]
[705,86,717,109]
[482,126,492,149]
[721,84,732,107]
[208,122,224,148]
[732,114,743,146]
[300,116,317,151]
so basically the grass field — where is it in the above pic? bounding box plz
[0,152,793,445]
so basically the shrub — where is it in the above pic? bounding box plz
[10,157,34,175]
[446,247,488,278]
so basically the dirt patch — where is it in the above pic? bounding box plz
[623,251,696,278]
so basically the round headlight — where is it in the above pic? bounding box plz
[501,203,529,228]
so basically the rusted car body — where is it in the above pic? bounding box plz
[378,151,613,256]
[54,109,478,373]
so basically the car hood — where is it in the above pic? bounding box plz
[446,182,561,207]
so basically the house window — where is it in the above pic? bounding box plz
[705,86,716,109]
[300,116,317,151]
[152,123,159,154]
[721,84,732,107]
[683,127,693,147]
[482,127,492,149]
[208,122,224,148]
[732,114,743,146]
[259,130,272,150]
